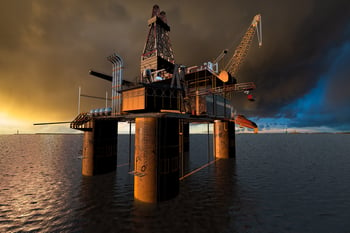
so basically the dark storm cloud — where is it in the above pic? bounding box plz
[1,0,349,130]
[324,43,350,108]
[236,0,350,113]
[0,0,134,120]
[283,42,350,130]
[0,1,32,50]
[164,0,350,127]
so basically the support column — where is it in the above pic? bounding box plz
[179,120,190,177]
[158,118,180,201]
[134,117,180,203]
[134,117,158,203]
[228,121,236,158]
[82,119,118,176]
[214,120,235,159]
[82,131,94,176]
[195,90,200,115]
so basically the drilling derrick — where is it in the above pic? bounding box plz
[140,5,175,83]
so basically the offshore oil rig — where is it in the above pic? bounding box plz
[70,5,262,203]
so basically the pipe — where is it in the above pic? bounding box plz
[89,70,113,81]
[107,53,124,115]
[105,91,108,108]
[78,86,81,114]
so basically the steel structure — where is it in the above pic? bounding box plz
[68,5,262,203]
[107,53,123,115]
[140,5,175,83]
[222,14,262,80]
[142,5,174,62]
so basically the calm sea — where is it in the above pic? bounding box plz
[1,133,350,232]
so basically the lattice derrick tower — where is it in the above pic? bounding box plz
[140,5,175,81]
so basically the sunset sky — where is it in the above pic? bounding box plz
[1,0,350,134]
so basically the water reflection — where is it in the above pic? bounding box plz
[131,201,158,233]
[79,173,118,232]
[2,134,349,232]
[130,158,246,233]
[0,135,82,232]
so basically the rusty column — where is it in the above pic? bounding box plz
[195,90,201,115]
[82,131,94,176]
[134,117,158,203]
[81,119,118,176]
[134,117,180,203]
[214,120,235,159]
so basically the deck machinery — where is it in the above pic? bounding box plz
[70,5,262,203]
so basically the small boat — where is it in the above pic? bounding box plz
[233,115,258,133]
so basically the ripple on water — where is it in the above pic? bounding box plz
[1,134,350,232]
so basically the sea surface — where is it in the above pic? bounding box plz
[0,133,350,233]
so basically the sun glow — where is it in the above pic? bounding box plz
[0,112,77,135]
[0,112,29,134]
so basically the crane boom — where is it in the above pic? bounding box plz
[223,14,262,79]
[213,49,228,64]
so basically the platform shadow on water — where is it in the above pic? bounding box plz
[130,158,253,233]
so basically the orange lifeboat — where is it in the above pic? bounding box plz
[233,115,258,133]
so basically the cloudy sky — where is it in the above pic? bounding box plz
[1,0,350,133]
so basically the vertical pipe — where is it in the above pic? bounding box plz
[108,54,123,115]
[224,93,226,118]
[116,56,123,115]
[114,62,117,113]
[195,90,200,115]
[106,91,108,109]
[113,62,117,115]
[115,60,118,114]
[179,120,184,178]
[179,119,189,178]
[78,86,81,114]
[111,63,115,114]
[128,121,132,172]
[182,121,190,177]
[207,122,210,162]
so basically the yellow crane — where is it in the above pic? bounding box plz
[218,14,262,83]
